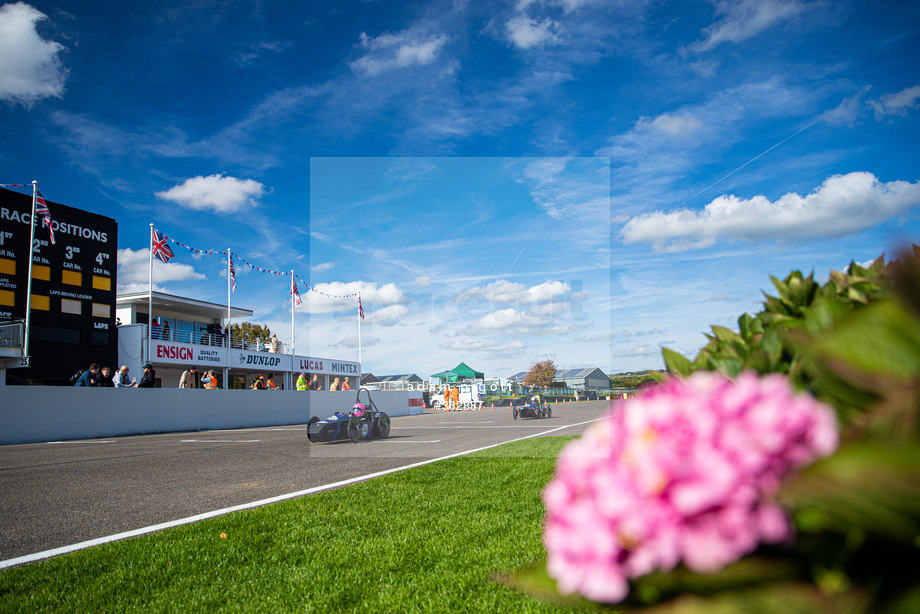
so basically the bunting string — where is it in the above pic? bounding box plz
[154,229,361,299]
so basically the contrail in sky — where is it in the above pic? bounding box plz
[507,248,525,274]
[681,117,823,206]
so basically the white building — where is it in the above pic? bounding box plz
[116,291,359,389]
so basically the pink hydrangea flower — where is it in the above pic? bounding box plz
[543,371,839,604]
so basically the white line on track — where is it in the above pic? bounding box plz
[0,416,602,570]
[392,425,557,429]
[383,440,442,443]
[180,440,260,443]
[47,440,115,444]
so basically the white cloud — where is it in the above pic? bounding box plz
[869,85,920,120]
[465,307,577,336]
[116,247,206,287]
[460,279,570,305]
[311,262,334,272]
[823,86,872,126]
[621,172,920,252]
[156,174,265,213]
[366,304,410,325]
[642,112,704,137]
[0,2,68,105]
[415,276,434,286]
[689,0,807,53]
[350,31,448,76]
[440,338,525,353]
[303,281,404,314]
[505,16,561,49]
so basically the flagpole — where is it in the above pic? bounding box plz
[227,249,232,349]
[358,293,362,366]
[147,223,153,363]
[290,270,295,355]
[23,181,38,361]
[223,248,230,389]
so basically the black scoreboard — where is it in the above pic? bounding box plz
[0,187,118,384]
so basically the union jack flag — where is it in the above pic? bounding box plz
[152,228,174,263]
[35,189,55,244]
[229,256,237,292]
[291,276,302,306]
[358,296,365,320]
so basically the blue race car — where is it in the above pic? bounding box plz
[308,388,391,443]
[512,394,552,420]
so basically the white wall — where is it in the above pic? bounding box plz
[0,389,416,445]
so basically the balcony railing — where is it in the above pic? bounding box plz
[147,326,290,354]
[0,319,24,350]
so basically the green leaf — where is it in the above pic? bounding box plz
[662,347,694,376]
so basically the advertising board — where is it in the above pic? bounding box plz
[0,188,117,383]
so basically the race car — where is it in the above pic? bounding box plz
[308,388,391,443]
[512,394,552,420]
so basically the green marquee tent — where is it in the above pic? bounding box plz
[430,362,484,382]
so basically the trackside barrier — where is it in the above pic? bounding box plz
[0,389,416,445]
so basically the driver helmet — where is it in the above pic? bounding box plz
[351,402,366,417]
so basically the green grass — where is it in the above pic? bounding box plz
[0,436,588,613]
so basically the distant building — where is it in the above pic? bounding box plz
[508,367,610,391]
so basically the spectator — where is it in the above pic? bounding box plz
[179,366,198,388]
[265,373,278,390]
[309,374,322,390]
[296,373,308,390]
[330,377,340,391]
[161,320,170,341]
[251,374,265,390]
[74,364,100,387]
[270,333,281,353]
[151,319,160,340]
[202,370,218,389]
[97,366,115,387]
[137,363,156,388]
[114,365,137,388]
[342,378,352,391]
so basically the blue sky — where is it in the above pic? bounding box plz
[1,0,919,378]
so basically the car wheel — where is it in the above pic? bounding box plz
[307,416,320,443]
[376,413,391,438]
[348,416,362,443]
[512,407,519,420]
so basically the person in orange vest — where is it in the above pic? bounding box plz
[450,385,460,410]
[251,374,266,390]
[265,373,278,390]
[203,370,218,389]
[330,377,340,391]
[442,386,450,411]
[342,378,352,391]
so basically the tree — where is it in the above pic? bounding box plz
[230,322,274,347]
[524,359,557,388]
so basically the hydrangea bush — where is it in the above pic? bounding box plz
[543,372,838,603]
[506,247,920,612]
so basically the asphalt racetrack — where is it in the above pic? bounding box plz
[0,399,613,565]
